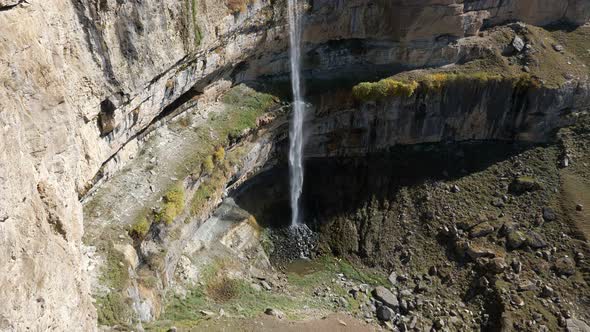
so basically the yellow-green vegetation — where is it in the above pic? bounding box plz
[352,25,590,101]
[201,155,214,175]
[216,86,277,142]
[352,79,419,101]
[129,214,151,239]
[213,146,225,164]
[352,71,539,102]
[190,170,227,217]
[287,255,388,289]
[155,184,185,225]
[187,0,202,46]
[96,246,132,326]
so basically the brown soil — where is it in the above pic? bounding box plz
[189,314,378,332]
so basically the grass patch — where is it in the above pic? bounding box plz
[129,214,151,239]
[189,0,202,46]
[190,171,226,217]
[201,155,214,175]
[155,184,185,225]
[100,246,129,290]
[96,245,132,326]
[287,255,387,289]
[352,71,539,102]
[216,85,277,142]
[550,25,590,68]
[352,79,418,102]
[213,146,225,164]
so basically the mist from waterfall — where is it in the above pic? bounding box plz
[287,0,304,227]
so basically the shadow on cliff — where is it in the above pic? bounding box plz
[232,140,541,229]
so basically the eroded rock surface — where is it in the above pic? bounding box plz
[0,0,589,330]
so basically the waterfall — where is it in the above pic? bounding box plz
[288,0,305,227]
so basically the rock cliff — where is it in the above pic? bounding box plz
[0,0,588,330]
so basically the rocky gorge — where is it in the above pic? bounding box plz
[0,0,590,331]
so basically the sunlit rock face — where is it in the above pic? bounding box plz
[0,0,588,330]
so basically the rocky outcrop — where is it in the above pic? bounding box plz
[305,80,590,157]
[0,0,589,330]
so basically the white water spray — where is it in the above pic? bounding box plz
[288,0,305,227]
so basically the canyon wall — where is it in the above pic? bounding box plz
[0,0,588,330]
[306,80,590,157]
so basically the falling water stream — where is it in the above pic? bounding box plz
[287,0,304,227]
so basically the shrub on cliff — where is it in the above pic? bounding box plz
[155,185,185,225]
[129,215,151,239]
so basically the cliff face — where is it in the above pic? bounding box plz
[306,81,590,157]
[0,0,588,330]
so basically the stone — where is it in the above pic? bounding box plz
[469,222,494,238]
[499,222,518,236]
[542,207,556,221]
[510,294,525,307]
[113,244,139,269]
[512,259,522,274]
[491,198,505,208]
[509,177,542,194]
[517,280,537,292]
[512,36,525,52]
[3,1,590,330]
[478,276,490,288]
[451,184,461,193]
[376,305,394,321]
[264,308,285,319]
[540,285,554,298]
[554,257,575,276]
[553,44,565,52]
[372,286,399,309]
[566,318,590,332]
[261,280,272,291]
[506,230,527,249]
[525,231,548,249]
[434,318,445,329]
[388,271,397,286]
[429,266,438,276]
[576,204,584,211]
[359,284,371,294]
[200,310,215,317]
[466,243,497,259]
[338,297,348,307]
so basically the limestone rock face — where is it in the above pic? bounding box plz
[0,0,588,330]
[304,0,590,43]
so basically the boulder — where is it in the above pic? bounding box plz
[525,231,548,249]
[264,308,285,319]
[388,271,397,286]
[512,36,525,52]
[372,286,399,309]
[566,318,590,332]
[542,207,556,221]
[509,177,542,194]
[469,222,495,238]
[376,305,394,321]
[554,257,576,276]
[506,230,527,249]
[553,44,565,52]
[466,243,497,259]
